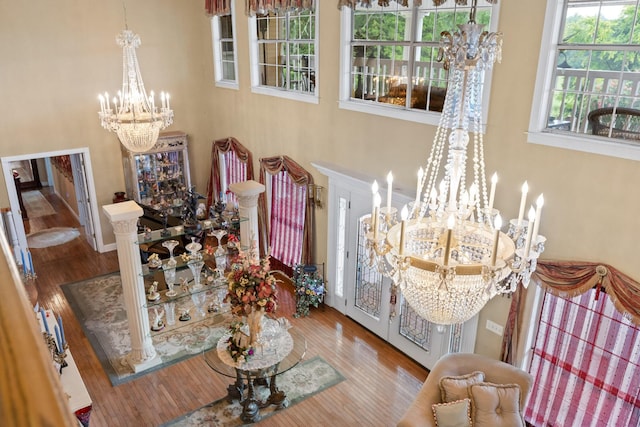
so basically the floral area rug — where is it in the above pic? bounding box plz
[28,227,80,248]
[162,356,345,427]
[61,272,234,385]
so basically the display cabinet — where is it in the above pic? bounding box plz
[122,131,191,208]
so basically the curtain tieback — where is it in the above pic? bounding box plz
[594,265,608,300]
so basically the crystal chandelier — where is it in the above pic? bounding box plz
[366,0,546,325]
[98,29,173,153]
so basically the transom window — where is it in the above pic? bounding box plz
[210,4,238,89]
[528,0,640,161]
[251,8,317,101]
[339,0,497,124]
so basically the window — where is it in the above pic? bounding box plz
[525,289,640,426]
[528,1,640,161]
[211,3,238,89]
[339,0,498,124]
[250,8,318,103]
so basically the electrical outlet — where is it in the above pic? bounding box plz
[486,320,504,336]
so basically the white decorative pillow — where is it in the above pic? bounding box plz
[439,371,485,402]
[432,398,472,427]
[469,382,525,427]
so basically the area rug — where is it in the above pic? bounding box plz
[62,272,234,385]
[28,227,80,248]
[163,356,345,427]
[22,190,55,218]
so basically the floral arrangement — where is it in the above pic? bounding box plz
[226,320,254,363]
[224,246,278,317]
[294,265,325,318]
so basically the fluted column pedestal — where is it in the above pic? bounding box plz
[229,180,265,257]
[103,201,161,373]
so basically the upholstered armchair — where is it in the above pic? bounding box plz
[397,352,532,427]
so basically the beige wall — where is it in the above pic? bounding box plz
[2,1,639,359]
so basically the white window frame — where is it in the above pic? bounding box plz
[338,3,501,126]
[528,0,640,162]
[248,10,319,104]
[211,2,239,90]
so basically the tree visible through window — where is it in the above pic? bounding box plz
[541,1,640,139]
[256,9,316,95]
[345,1,495,113]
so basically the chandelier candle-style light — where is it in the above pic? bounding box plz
[366,0,546,325]
[98,29,173,153]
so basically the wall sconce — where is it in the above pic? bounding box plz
[308,184,324,208]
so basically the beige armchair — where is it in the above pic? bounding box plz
[397,353,532,427]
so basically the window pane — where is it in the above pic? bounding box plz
[255,9,316,95]
[347,2,494,115]
[220,15,233,38]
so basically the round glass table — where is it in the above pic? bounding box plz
[203,324,307,423]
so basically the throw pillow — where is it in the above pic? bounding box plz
[469,382,525,427]
[432,398,472,427]
[439,371,485,402]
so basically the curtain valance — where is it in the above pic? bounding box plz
[336,0,497,9]
[532,260,640,325]
[205,0,233,16]
[205,137,254,209]
[246,0,315,16]
[500,259,640,365]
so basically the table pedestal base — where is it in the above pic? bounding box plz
[228,366,288,423]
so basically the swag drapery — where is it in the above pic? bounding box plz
[336,0,497,9]
[258,155,314,276]
[500,259,640,364]
[206,0,314,16]
[205,137,254,210]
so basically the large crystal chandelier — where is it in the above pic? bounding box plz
[98,29,173,153]
[367,0,545,325]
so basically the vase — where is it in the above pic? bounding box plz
[112,191,127,203]
[246,308,264,346]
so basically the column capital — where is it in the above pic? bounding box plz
[229,180,265,208]
[103,201,143,233]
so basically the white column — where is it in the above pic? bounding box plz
[102,201,161,373]
[229,180,265,257]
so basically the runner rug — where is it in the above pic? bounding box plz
[22,190,55,218]
[61,272,234,385]
[162,356,345,427]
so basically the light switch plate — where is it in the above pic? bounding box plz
[486,319,504,336]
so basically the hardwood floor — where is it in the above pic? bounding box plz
[28,189,428,427]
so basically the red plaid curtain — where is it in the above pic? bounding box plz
[525,288,640,426]
[222,149,248,207]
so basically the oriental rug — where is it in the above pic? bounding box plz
[22,190,56,218]
[162,356,345,427]
[62,272,234,385]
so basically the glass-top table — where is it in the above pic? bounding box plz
[203,323,307,423]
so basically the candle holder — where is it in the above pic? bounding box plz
[43,332,68,372]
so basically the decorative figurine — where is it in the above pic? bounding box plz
[150,307,165,331]
[179,277,190,294]
[147,281,160,301]
[179,309,191,322]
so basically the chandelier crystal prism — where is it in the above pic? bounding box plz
[98,29,173,153]
[366,0,545,325]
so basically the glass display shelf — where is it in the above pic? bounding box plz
[144,273,232,338]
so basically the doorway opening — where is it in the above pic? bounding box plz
[1,148,104,267]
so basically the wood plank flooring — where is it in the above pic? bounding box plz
[27,188,428,427]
